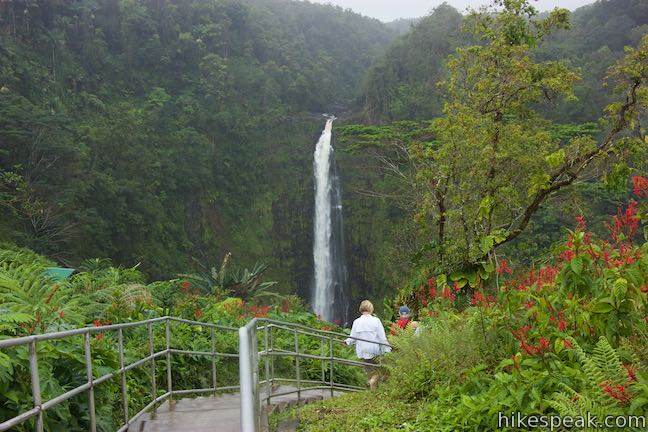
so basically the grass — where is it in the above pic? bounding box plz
[269,389,422,432]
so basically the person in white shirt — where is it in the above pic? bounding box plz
[345,300,391,390]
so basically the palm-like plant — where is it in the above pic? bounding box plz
[179,254,279,300]
[226,263,279,300]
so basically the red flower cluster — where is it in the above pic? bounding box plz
[250,305,270,318]
[559,250,575,263]
[496,260,512,274]
[441,286,456,302]
[624,364,638,383]
[179,281,192,293]
[93,319,112,340]
[413,278,439,306]
[428,278,438,297]
[470,290,495,307]
[509,265,560,291]
[607,201,640,243]
[632,175,648,197]
[599,381,632,405]
[549,312,568,331]
[575,215,586,231]
[511,326,550,357]
[587,240,642,269]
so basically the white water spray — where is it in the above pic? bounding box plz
[312,119,348,323]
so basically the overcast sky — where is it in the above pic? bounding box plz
[307,0,596,22]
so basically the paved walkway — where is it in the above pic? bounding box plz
[127,387,340,432]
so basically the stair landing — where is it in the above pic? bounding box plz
[127,387,339,432]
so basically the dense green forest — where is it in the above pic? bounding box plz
[0,0,395,295]
[363,0,648,123]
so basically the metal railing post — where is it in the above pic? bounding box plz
[29,340,43,432]
[148,323,157,403]
[294,329,300,401]
[211,327,217,393]
[118,328,129,425]
[239,322,259,432]
[84,333,97,432]
[320,338,325,386]
[269,326,274,388]
[264,325,270,404]
[165,318,172,397]
[329,335,334,397]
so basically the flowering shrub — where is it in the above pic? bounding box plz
[382,193,648,430]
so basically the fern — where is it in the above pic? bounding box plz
[0,261,83,334]
[546,337,644,432]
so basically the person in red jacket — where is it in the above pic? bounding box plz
[395,305,411,329]
[390,305,418,335]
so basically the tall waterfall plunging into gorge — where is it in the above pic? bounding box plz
[312,119,349,324]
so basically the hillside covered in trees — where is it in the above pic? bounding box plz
[0,0,395,291]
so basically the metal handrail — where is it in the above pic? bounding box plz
[238,318,391,432]
[1,315,388,432]
[0,316,239,432]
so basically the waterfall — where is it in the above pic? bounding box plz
[312,119,349,324]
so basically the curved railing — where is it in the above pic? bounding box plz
[0,317,239,432]
[0,316,389,432]
[238,318,391,432]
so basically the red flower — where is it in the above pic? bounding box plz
[632,176,648,197]
[428,278,438,297]
[564,339,573,349]
[624,364,638,383]
[641,285,648,294]
[322,325,329,331]
[558,317,567,331]
[496,259,513,274]
[59,310,65,319]
[441,287,456,301]
[607,201,639,242]
[180,281,192,293]
[93,319,102,327]
[95,334,103,341]
[560,250,575,262]
[599,381,632,405]
[575,215,586,231]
